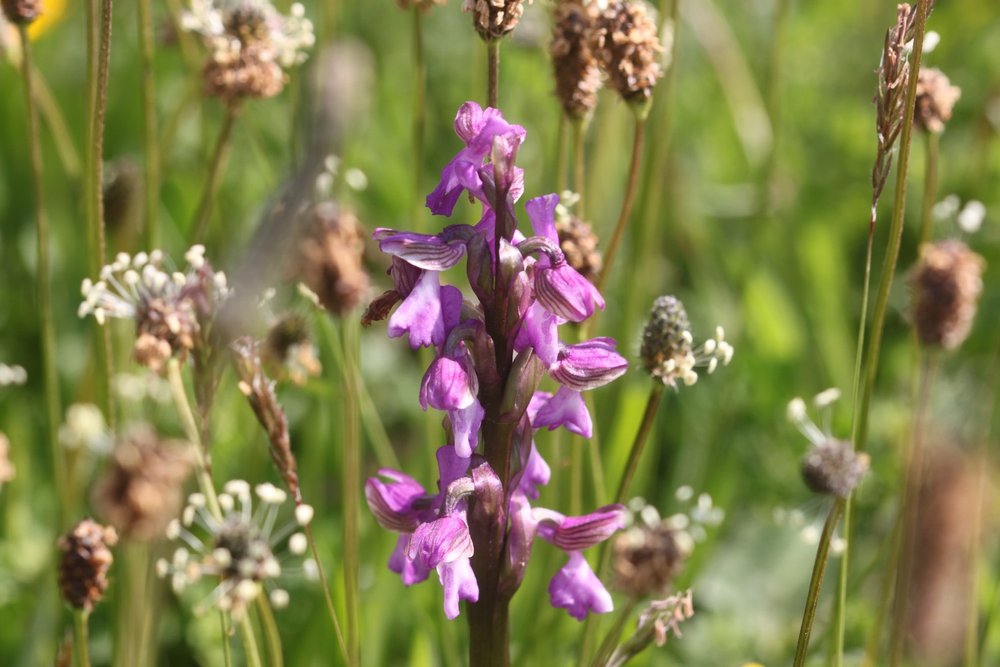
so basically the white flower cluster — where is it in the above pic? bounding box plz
[624,489,724,556]
[0,363,26,387]
[182,0,315,70]
[665,326,734,387]
[78,246,229,327]
[157,480,316,617]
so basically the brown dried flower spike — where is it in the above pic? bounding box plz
[550,1,602,119]
[590,0,663,107]
[57,519,118,613]
[612,523,686,599]
[912,240,985,349]
[465,0,531,41]
[914,67,961,134]
[1,0,42,24]
[556,212,602,282]
[93,426,192,542]
[297,202,370,316]
[801,439,871,499]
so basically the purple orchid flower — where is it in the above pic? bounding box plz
[548,551,614,621]
[550,338,629,391]
[388,271,463,349]
[530,387,593,438]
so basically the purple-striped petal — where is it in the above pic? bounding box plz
[375,229,467,271]
[549,551,613,620]
[365,470,427,532]
[535,261,605,322]
[550,338,629,391]
[548,505,626,551]
[420,355,477,411]
[408,516,474,569]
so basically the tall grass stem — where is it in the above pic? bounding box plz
[18,26,67,525]
[138,0,161,247]
[304,522,350,663]
[595,119,646,294]
[341,317,361,666]
[573,118,587,219]
[74,611,92,667]
[412,7,426,225]
[193,103,241,244]
[792,498,845,667]
[487,40,499,108]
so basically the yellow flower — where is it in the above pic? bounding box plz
[27,0,65,39]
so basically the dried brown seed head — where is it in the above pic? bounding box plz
[465,0,532,41]
[550,1,602,119]
[93,426,192,542]
[914,67,961,133]
[556,213,602,282]
[133,296,199,372]
[57,519,118,612]
[1,0,42,24]
[203,42,286,101]
[612,523,687,598]
[297,203,370,316]
[801,439,870,498]
[590,0,663,105]
[911,240,985,349]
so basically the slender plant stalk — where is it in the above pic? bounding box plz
[31,66,81,180]
[137,0,161,247]
[854,0,930,455]
[837,7,931,662]
[167,360,273,662]
[74,611,92,667]
[85,0,116,428]
[304,522,350,663]
[792,498,845,667]
[584,392,606,504]
[254,595,285,667]
[595,119,646,294]
[220,613,233,667]
[341,317,361,667]
[917,131,939,247]
[412,6,426,225]
[612,382,665,506]
[555,113,568,192]
[487,39,500,108]
[193,102,242,243]
[573,118,587,219]
[17,26,67,525]
[888,354,938,665]
[590,598,640,667]
[238,615,264,667]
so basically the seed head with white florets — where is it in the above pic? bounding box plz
[157,480,316,618]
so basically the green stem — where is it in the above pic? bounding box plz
[193,102,241,244]
[166,359,222,518]
[590,598,639,667]
[220,613,233,667]
[917,131,938,247]
[304,523,349,663]
[584,392,606,505]
[555,113,568,193]
[86,0,116,428]
[831,496,851,667]
[74,610,92,667]
[793,499,845,667]
[573,117,587,219]
[854,0,930,455]
[17,26,67,526]
[412,6,426,226]
[137,0,160,247]
[340,317,361,667]
[487,39,499,109]
[238,615,264,667]
[31,66,81,180]
[888,354,937,666]
[612,382,665,506]
[254,595,284,667]
[595,119,646,294]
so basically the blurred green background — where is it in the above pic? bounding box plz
[1,0,1000,664]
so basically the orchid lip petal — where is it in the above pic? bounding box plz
[548,551,614,620]
[550,338,629,391]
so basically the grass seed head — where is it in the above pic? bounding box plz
[911,240,985,350]
[57,519,118,612]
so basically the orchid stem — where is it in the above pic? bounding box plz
[193,102,241,244]
[595,118,646,294]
